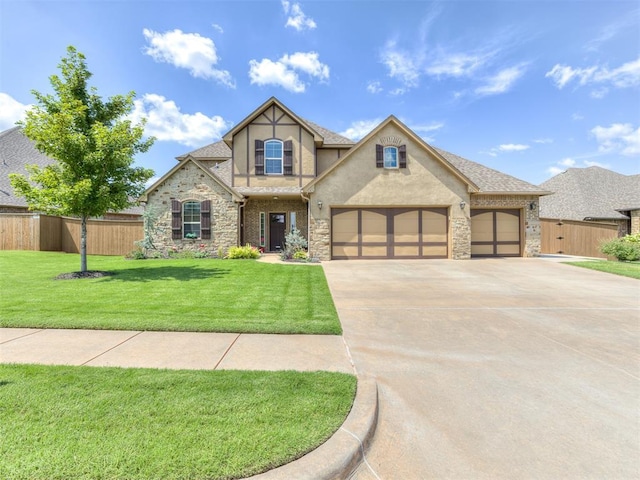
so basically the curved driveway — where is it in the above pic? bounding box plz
[322,258,639,480]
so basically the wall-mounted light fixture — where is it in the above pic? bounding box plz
[529,201,537,210]
[273,196,279,200]
[459,200,466,210]
[317,200,323,210]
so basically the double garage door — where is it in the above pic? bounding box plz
[331,208,448,259]
[331,207,522,259]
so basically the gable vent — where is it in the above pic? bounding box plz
[378,135,403,146]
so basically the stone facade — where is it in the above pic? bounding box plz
[451,216,471,259]
[145,161,239,257]
[631,209,640,235]
[243,198,308,250]
[308,217,330,260]
[470,194,541,257]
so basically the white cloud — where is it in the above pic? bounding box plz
[142,28,235,87]
[409,121,444,142]
[545,57,640,95]
[380,41,421,88]
[559,158,575,167]
[340,119,383,141]
[248,51,329,93]
[211,24,224,34]
[130,93,233,147]
[426,51,494,78]
[591,123,640,155]
[572,113,584,121]
[584,160,611,168]
[0,93,31,130]
[533,138,553,144]
[389,87,407,96]
[367,81,382,94]
[475,65,526,96]
[546,166,565,176]
[282,1,316,31]
[498,143,530,152]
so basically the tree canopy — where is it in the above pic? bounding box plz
[10,46,155,272]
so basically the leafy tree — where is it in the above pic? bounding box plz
[10,46,154,272]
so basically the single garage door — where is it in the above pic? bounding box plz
[471,209,521,257]
[331,208,448,259]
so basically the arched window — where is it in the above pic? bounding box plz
[183,201,201,238]
[383,146,398,168]
[265,139,283,175]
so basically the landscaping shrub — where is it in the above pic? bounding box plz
[281,229,308,261]
[600,233,640,261]
[226,244,261,259]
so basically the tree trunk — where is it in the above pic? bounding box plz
[81,215,88,272]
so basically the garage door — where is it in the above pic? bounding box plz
[471,209,521,257]
[331,208,448,259]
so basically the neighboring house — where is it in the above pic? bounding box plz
[142,97,549,260]
[539,167,640,237]
[0,126,141,219]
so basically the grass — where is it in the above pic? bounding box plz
[0,364,356,480]
[564,260,640,279]
[0,251,341,334]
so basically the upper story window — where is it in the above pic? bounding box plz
[384,146,398,169]
[255,139,293,176]
[376,144,407,169]
[265,140,283,175]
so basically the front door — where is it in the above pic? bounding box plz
[269,213,286,251]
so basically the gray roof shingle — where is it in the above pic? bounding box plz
[0,127,55,207]
[539,166,640,220]
[302,119,355,146]
[178,141,231,160]
[435,147,549,194]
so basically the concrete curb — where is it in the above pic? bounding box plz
[247,375,379,480]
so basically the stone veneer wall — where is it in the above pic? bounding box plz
[145,162,239,256]
[471,194,541,257]
[451,216,471,259]
[630,210,640,235]
[308,217,330,260]
[243,199,307,250]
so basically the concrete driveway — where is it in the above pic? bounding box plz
[322,258,639,480]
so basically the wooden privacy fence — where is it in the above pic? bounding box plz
[0,214,143,255]
[540,218,618,258]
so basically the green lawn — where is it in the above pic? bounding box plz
[0,251,340,334]
[564,260,640,280]
[0,364,356,480]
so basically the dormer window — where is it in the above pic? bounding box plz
[265,140,283,175]
[384,146,398,169]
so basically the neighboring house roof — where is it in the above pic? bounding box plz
[0,126,143,215]
[539,166,640,221]
[435,148,550,195]
[0,126,55,208]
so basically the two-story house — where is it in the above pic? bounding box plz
[141,97,549,260]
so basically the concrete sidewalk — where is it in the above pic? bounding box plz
[0,328,355,373]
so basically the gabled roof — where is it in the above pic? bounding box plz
[435,148,550,195]
[539,166,640,221]
[0,127,55,207]
[303,115,480,193]
[141,155,243,202]
[176,141,231,161]
[222,97,325,147]
[302,119,354,146]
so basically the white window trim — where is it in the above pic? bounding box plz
[183,200,201,239]
[265,139,283,175]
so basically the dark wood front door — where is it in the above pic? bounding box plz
[269,213,286,251]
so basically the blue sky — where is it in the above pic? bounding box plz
[1,0,638,186]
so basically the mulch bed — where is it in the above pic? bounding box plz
[55,271,113,280]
